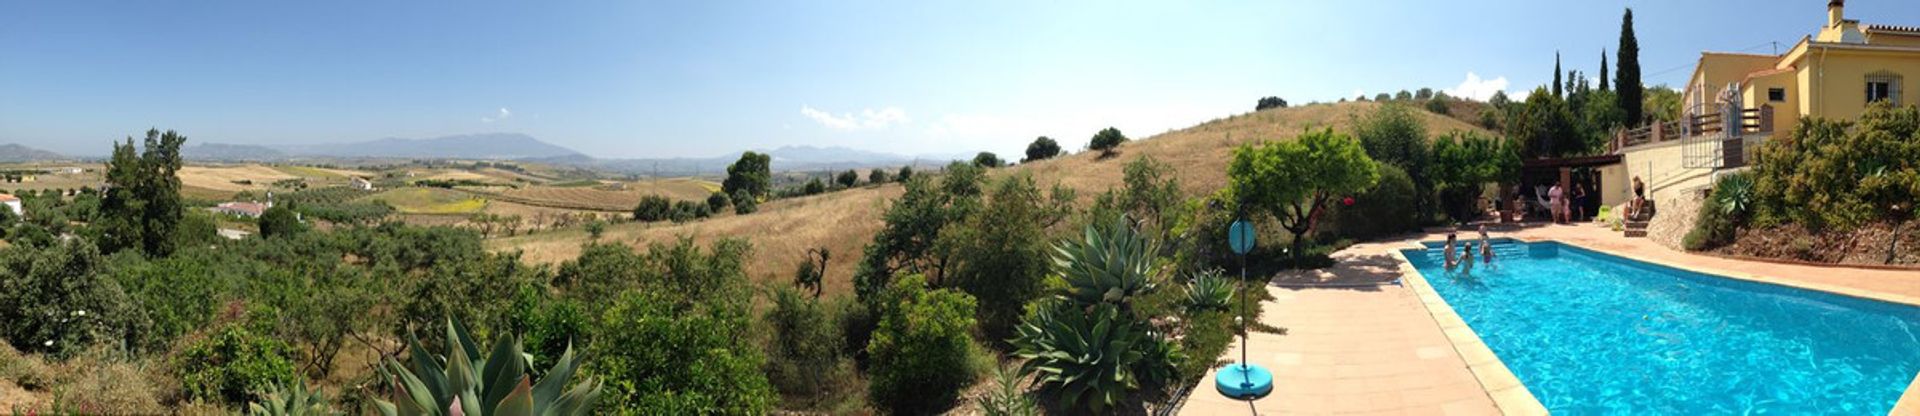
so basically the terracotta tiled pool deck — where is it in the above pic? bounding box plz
[1177,223,1920,415]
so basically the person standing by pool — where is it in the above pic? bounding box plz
[1572,183,1589,221]
[1548,183,1565,224]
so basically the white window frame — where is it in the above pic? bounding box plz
[1866,73,1902,106]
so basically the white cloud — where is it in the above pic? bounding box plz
[1443,73,1511,102]
[800,106,909,130]
[481,107,512,123]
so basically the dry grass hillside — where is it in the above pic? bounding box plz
[489,102,1492,293]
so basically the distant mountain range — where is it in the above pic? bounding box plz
[7,133,970,175]
[0,144,71,163]
[183,133,582,161]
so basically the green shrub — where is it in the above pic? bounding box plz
[705,191,731,213]
[944,174,1053,343]
[258,206,306,239]
[865,275,987,415]
[593,290,772,414]
[631,195,672,222]
[731,189,757,215]
[1182,269,1234,313]
[669,200,708,222]
[1425,97,1450,115]
[1089,127,1128,156]
[1752,102,1920,229]
[0,241,144,359]
[1322,163,1420,241]
[174,324,299,405]
[763,287,853,407]
[803,178,827,196]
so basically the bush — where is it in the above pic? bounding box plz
[174,324,298,406]
[1089,127,1128,156]
[58,352,167,415]
[0,343,53,390]
[836,169,860,188]
[732,189,757,215]
[632,195,672,222]
[763,287,854,407]
[868,168,892,184]
[706,191,731,213]
[0,241,144,359]
[258,206,304,239]
[973,152,1005,168]
[803,178,827,196]
[593,290,773,414]
[1023,136,1062,162]
[866,275,987,415]
[1753,102,1920,229]
[1425,96,1450,114]
[943,174,1053,343]
[669,199,709,222]
[1322,164,1419,241]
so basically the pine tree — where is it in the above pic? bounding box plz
[1600,49,1611,91]
[1553,52,1564,98]
[1617,8,1643,125]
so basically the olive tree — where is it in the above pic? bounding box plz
[1228,128,1379,261]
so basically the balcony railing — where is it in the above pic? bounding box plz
[1610,103,1773,154]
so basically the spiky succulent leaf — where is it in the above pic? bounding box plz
[1052,216,1158,307]
[375,318,603,416]
[1011,301,1150,413]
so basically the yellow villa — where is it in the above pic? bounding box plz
[1685,0,1918,134]
[1594,0,1919,238]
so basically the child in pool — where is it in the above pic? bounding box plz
[1478,225,1495,268]
[1460,241,1475,274]
[1443,233,1459,270]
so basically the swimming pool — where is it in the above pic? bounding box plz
[1402,240,1920,414]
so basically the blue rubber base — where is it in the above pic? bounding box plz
[1213,363,1274,399]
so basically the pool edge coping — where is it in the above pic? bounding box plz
[1538,238,1920,308]
[1388,248,1548,416]
[1409,236,1920,413]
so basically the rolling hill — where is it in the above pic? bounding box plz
[489,101,1493,294]
[0,144,69,163]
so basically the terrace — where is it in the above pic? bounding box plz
[1609,103,1776,169]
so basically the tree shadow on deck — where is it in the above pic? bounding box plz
[1266,252,1405,292]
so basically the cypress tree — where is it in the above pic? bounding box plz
[1617,8,1643,125]
[1600,49,1610,91]
[1552,52,1563,98]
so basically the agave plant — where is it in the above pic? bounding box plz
[1182,269,1234,313]
[1052,216,1158,307]
[1715,173,1754,219]
[248,382,333,416]
[375,319,601,416]
[1011,301,1176,413]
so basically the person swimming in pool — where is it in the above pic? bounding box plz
[1443,233,1459,270]
[1478,225,1495,268]
[1459,241,1475,274]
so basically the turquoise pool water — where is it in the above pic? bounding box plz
[1402,240,1920,414]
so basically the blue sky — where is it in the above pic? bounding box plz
[1,1,1910,158]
